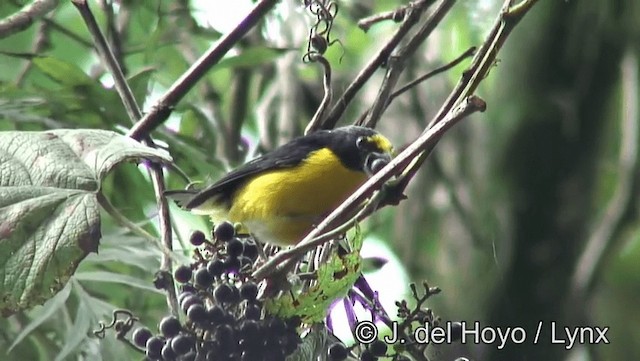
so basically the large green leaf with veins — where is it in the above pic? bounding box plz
[0,129,171,316]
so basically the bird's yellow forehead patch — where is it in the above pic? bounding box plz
[369,134,394,154]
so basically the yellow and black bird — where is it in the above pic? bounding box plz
[167,126,393,246]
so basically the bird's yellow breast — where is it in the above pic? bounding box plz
[226,148,366,245]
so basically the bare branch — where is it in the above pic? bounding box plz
[71,0,180,316]
[322,0,436,129]
[428,0,541,129]
[357,5,409,32]
[71,0,139,123]
[0,0,58,39]
[393,0,541,197]
[127,0,279,141]
[253,96,486,280]
[362,0,457,128]
[304,55,333,134]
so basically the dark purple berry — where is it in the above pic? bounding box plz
[239,256,253,270]
[180,283,197,294]
[263,347,285,361]
[159,316,181,338]
[132,327,153,348]
[283,333,300,355]
[241,350,261,361]
[214,324,237,350]
[214,221,235,242]
[369,340,387,357]
[161,341,176,360]
[244,303,261,320]
[266,317,285,334]
[239,282,258,301]
[187,303,207,323]
[207,259,225,278]
[145,336,164,359]
[226,238,244,257]
[177,291,193,305]
[180,294,203,312]
[223,256,241,272]
[328,342,348,360]
[214,284,233,304]
[207,305,226,324]
[171,334,194,355]
[181,351,197,361]
[194,267,213,288]
[360,349,377,361]
[238,320,260,340]
[174,265,192,284]
[190,230,206,246]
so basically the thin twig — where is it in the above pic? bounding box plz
[0,0,58,39]
[71,0,180,316]
[362,0,457,129]
[321,0,436,130]
[395,0,540,197]
[304,55,333,134]
[15,12,54,86]
[71,0,139,123]
[42,18,93,48]
[428,0,540,129]
[99,0,128,75]
[127,0,279,141]
[391,46,476,102]
[97,193,161,245]
[354,46,475,125]
[357,5,409,32]
[253,96,486,280]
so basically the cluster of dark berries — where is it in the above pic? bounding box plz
[327,339,390,361]
[131,222,301,361]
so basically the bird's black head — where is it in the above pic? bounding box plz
[319,126,394,176]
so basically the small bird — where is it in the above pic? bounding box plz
[166,126,393,246]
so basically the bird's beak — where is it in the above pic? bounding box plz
[364,152,392,177]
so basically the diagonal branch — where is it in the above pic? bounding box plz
[253,96,486,280]
[0,0,58,39]
[362,0,457,128]
[321,0,436,129]
[127,0,279,141]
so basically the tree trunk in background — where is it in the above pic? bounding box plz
[486,1,638,360]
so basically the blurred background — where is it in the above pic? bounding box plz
[1,0,638,360]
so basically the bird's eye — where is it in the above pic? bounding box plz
[356,136,369,150]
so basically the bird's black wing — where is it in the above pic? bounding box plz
[184,135,327,209]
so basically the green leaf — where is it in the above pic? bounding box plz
[215,47,290,70]
[31,57,95,87]
[127,67,156,106]
[56,295,92,361]
[0,129,172,316]
[84,235,162,272]
[74,271,164,294]
[8,281,72,352]
[265,230,364,323]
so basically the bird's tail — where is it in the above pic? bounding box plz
[164,190,199,209]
